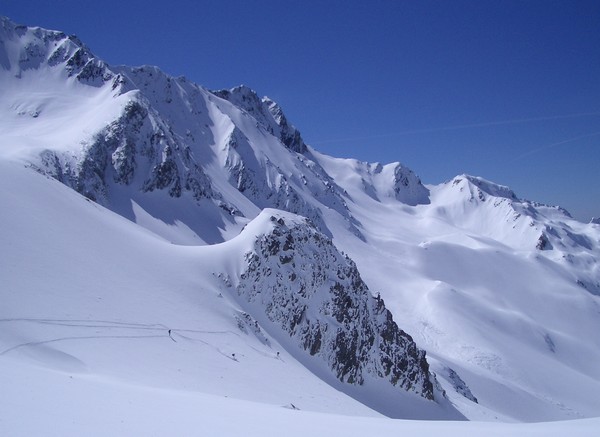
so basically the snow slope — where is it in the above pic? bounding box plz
[0,162,373,415]
[315,151,600,421]
[2,361,599,437]
[0,154,596,437]
[2,15,600,431]
[0,160,448,420]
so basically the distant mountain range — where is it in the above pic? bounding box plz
[1,16,599,427]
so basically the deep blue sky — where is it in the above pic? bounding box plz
[4,0,600,220]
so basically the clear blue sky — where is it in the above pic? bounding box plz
[4,0,600,220]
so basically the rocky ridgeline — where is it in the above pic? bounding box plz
[234,212,435,399]
[37,97,217,206]
[0,16,111,86]
[212,85,307,154]
[4,17,428,245]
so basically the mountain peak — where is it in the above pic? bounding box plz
[451,174,518,201]
[0,15,111,85]
[211,85,263,112]
[389,162,430,205]
[212,85,307,154]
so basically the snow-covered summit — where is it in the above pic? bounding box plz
[311,152,431,206]
[212,85,307,154]
[0,17,352,242]
[448,174,518,202]
[0,15,112,85]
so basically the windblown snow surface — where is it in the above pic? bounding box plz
[1,16,600,436]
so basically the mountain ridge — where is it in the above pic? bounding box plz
[1,16,600,424]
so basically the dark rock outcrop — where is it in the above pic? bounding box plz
[234,212,435,399]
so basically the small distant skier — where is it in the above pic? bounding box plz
[168,329,176,342]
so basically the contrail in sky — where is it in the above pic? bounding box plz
[513,130,600,162]
[311,111,600,145]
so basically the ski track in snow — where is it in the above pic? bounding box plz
[0,318,244,358]
[0,334,166,356]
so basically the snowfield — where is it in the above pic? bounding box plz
[1,16,600,435]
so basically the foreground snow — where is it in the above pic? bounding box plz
[1,357,599,436]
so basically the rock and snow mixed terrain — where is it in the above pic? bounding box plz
[1,16,599,435]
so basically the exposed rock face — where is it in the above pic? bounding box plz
[212,85,307,154]
[219,124,360,237]
[3,18,371,242]
[262,97,307,154]
[536,233,551,251]
[34,98,215,205]
[390,162,431,205]
[234,212,435,399]
[1,17,213,205]
[444,367,478,403]
[0,16,112,85]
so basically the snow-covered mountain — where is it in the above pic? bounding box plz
[1,16,600,434]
